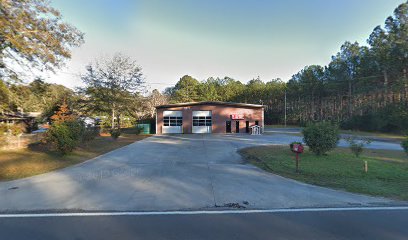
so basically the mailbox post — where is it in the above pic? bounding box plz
[291,143,304,173]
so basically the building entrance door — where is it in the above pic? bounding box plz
[236,121,240,133]
[226,121,231,133]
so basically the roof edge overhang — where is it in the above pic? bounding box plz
[155,101,264,109]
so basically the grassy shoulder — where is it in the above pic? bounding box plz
[239,145,408,201]
[0,131,150,181]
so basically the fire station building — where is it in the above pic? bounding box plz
[155,101,264,134]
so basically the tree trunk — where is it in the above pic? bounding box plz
[383,70,388,105]
[0,51,5,70]
[117,113,121,130]
[403,68,408,104]
[111,108,115,129]
[348,79,353,118]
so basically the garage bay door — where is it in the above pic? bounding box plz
[192,111,212,133]
[162,111,182,134]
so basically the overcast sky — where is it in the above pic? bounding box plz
[40,0,403,91]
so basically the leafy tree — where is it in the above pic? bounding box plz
[290,65,325,100]
[368,26,394,88]
[142,89,168,118]
[0,0,84,81]
[4,78,75,118]
[197,77,222,101]
[220,77,245,102]
[29,78,49,96]
[80,53,145,129]
[50,102,76,124]
[167,75,201,102]
[385,2,408,78]
[0,79,9,111]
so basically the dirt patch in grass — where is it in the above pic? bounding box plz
[239,146,408,201]
[0,133,150,181]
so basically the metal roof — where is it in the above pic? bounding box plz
[155,101,264,109]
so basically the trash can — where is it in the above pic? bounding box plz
[136,124,150,134]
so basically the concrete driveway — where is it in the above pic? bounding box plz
[0,134,401,212]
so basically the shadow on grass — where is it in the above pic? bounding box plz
[0,133,150,181]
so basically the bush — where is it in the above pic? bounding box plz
[110,129,121,139]
[0,124,24,137]
[0,125,8,134]
[44,124,76,154]
[63,120,85,142]
[9,124,25,136]
[44,120,85,154]
[302,122,340,155]
[346,137,371,157]
[82,127,100,143]
[101,118,112,133]
[402,138,408,155]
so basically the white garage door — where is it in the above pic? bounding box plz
[162,111,182,134]
[192,111,212,133]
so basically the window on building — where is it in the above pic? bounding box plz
[164,116,182,126]
[193,116,212,126]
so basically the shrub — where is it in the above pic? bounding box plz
[346,137,371,157]
[9,124,25,136]
[44,120,85,154]
[302,122,340,155]
[110,129,121,139]
[135,127,142,135]
[402,138,408,156]
[0,124,25,137]
[82,127,100,143]
[44,124,76,154]
[100,118,112,134]
[0,124,8,134]
[63,120,85,142]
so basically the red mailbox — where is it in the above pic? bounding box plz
[292,144,304,153]
[290,143,304,173]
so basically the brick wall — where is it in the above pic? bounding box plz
[156,104,264,134]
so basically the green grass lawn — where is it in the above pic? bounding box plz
[0,132,150,181]
[240,145,408,201]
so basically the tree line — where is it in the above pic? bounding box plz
[166,2,408,133]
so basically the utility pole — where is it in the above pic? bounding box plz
[284,89,287,128]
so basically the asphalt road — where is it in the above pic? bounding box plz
[1,209,407,240]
